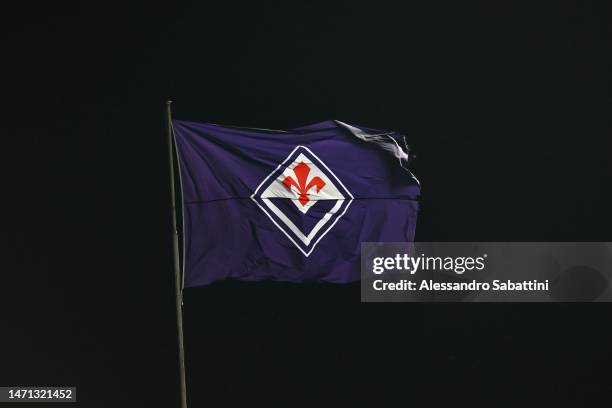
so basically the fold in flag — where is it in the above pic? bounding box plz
[172,120,420,287]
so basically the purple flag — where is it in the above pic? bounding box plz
[172,120,420,287]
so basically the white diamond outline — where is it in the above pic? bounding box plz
[250,145,354,257]
[260,197,344,246]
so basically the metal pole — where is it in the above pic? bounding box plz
[166,100,188,408]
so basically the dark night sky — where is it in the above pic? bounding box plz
[3,1,611,406]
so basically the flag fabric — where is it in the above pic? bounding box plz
[172,119,420,287]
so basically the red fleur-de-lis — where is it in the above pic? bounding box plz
[282,162,326,206]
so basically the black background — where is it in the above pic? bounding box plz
[4,1,611,406]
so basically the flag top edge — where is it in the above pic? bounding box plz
[172,119,391,134]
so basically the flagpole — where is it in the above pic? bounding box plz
[165,100,188,408]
